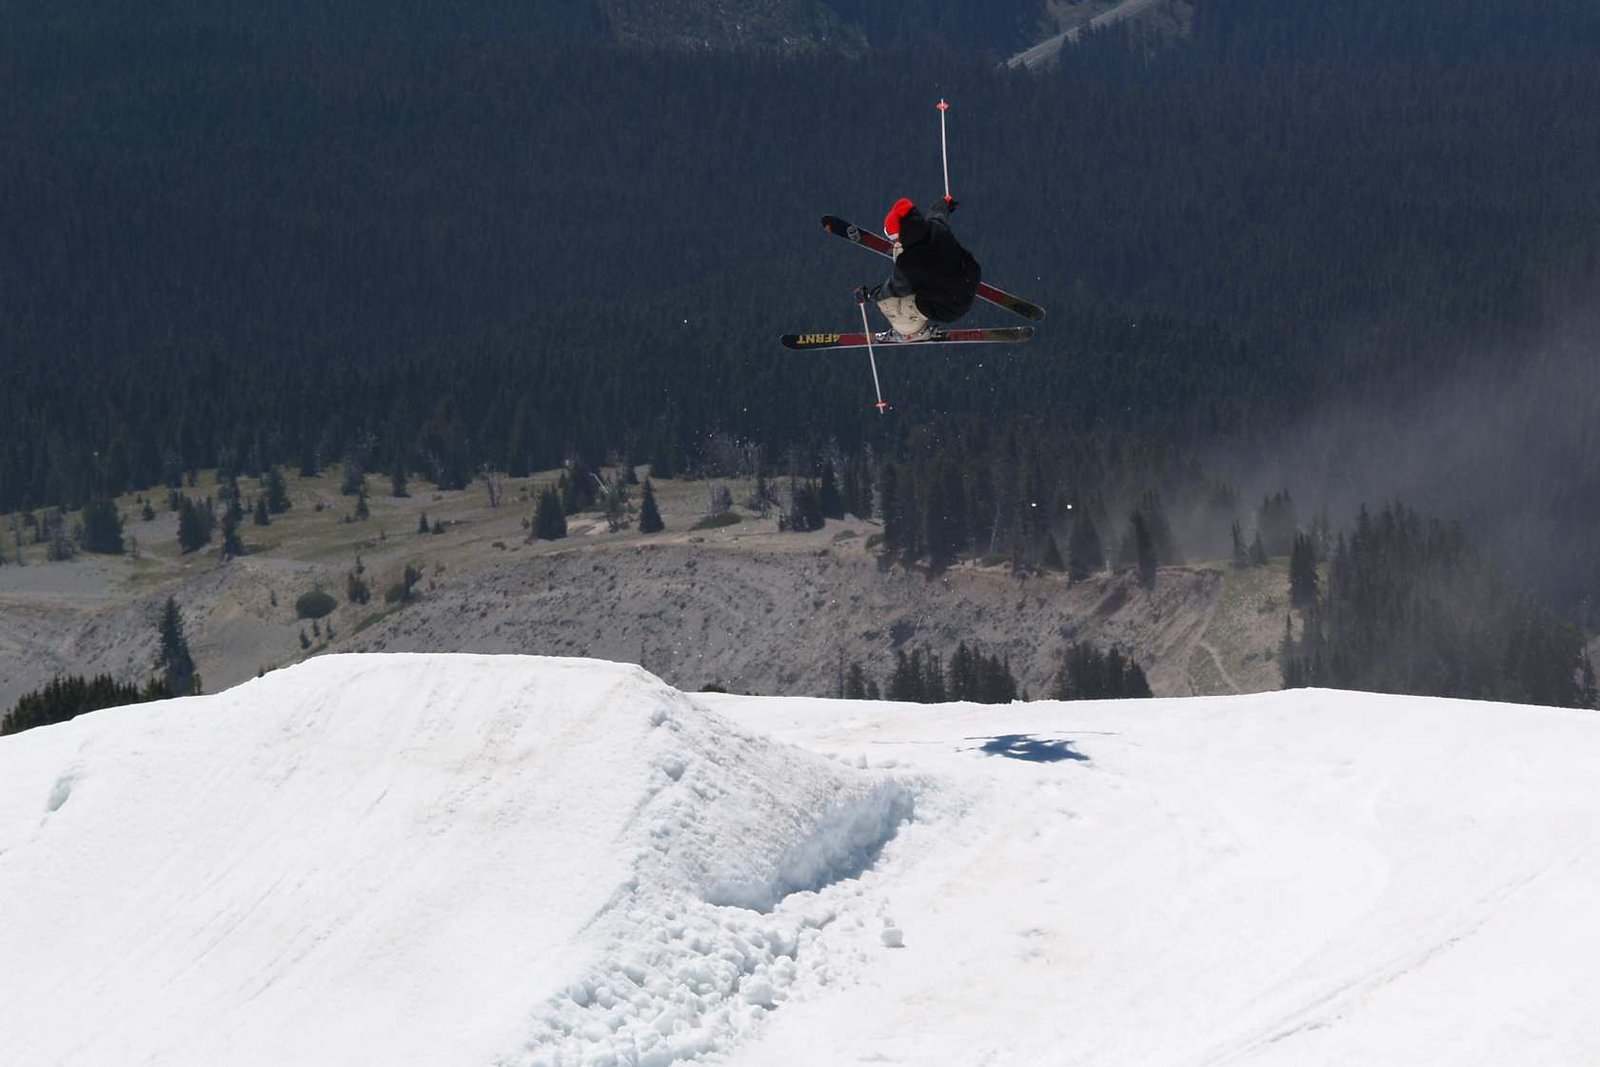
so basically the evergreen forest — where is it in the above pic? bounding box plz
[6,1,1600,675]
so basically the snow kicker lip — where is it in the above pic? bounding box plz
[703,781,915,913]
[513,687,916,1067]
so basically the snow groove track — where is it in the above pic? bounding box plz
[706,688,1600,1067]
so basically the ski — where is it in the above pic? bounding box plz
[821,215,1046,322]
[781,326,1034,351]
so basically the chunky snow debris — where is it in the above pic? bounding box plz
[510,669,914,1066]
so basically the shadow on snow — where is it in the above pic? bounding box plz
[971,734,1089,763]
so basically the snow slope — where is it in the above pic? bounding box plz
[3,654,1600,1065]
[0,655,911,1067]
[705,688,1600,1066]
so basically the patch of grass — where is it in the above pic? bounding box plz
[351,611,389,636]
[691,512,742,530]
[1195,560,1293,694]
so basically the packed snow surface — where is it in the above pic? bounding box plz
[3,654,1600,1066]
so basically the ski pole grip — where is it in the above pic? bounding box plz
[936,99,952,201]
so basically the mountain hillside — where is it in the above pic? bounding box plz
[597,0,1050,53]
[0,469,1288,710]
[600,0,866,54]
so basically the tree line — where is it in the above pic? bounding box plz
[843,638,1152,703]
[2,598,200,736]
[1280,502,1595,708]
[6,1,1600,665]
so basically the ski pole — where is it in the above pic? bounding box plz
[858,297,888,414]
[937,98,952,204]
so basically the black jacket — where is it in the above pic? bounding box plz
[882,200,982,323]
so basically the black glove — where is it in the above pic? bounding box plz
[854,284,880,304]
[944,195,959,213]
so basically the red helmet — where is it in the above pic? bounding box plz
[884,198,915,242]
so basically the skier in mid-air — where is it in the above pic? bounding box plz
[855,195,982,341]
[781,99,1041,410]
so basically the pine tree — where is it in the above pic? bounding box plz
[922,648,947,703]
[786,482,824,532]
[887,649,922,702]
[1122,660,1152,698]
[253,495,271,526]
[2,674,152,736]
[220,470,242,515]
[391,460,409,498]
[265,466,292,513]
[1139,488,1180,565]
[600,473,632,532]
[942,643,1017,704]
[341,456,365,496]
[922,470,955,570]
[1067,509,1104,582]
[155,597,198,697]
[880,463,914,563]
[1249,529,1269,566]
[1258,491,1299,557]
[980,653,1020,703]
[45,509,75,561]
[1280,615,1304,688]
[1054,641,1153,699]
[819,461,845,520]
[1289,532,1319,607]
[948,642,978,701]
[220,506,244,557]
[81,496,124,554]
[843,662,872,700]
[842,456,866,520]
[177,497,210,553]
[638,478,664,533]
[1133,512,1157,587]
[534,486,568,540]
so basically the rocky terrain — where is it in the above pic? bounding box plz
[0,468,1293,711]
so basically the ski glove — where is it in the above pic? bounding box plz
[944,195,959,213]
[854,284,882,304]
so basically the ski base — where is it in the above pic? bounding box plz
[780,326,1034,351]
[821,215,1046,322]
